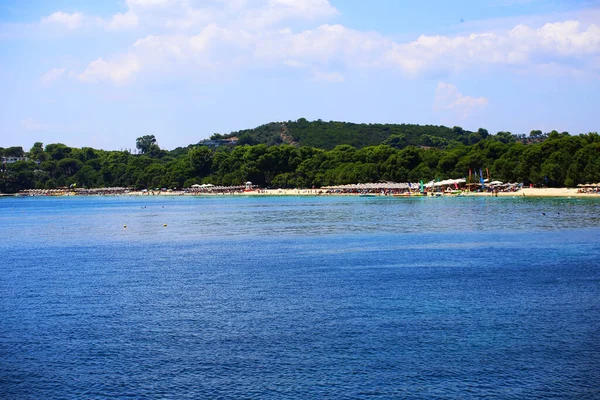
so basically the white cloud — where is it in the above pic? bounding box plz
[41,68,66,86]
[105,12,139,31]
[40,10,138,32]
[73,22,381,84]
[129,25,255,69]
[51,0,597,86]
[41,11,85,30]
[385,20,600,76]
[38,0,339,34]
[255,24,389,66]
[434,82,488,120]
[239,0,338,29]
[164,8,214,30]
[126,0,176,8]
[21,119,49,131]
[76,56,141,85]
[536,20,600,56]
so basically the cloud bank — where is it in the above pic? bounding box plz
[36,1,600,85]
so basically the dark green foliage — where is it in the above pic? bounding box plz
[136,135,158,155]
[383,134,407,149]
[286,120,465,150]
[45,143,71,161]
[220,119,474,150]
[225,123,284,147]
[2,127,599,193]
[3,146,25,157]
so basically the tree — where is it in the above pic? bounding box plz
[383,134,407,149]
[188,146,213,177]
[494,131,515,144]
[237,133,257,146]
[271,172,298,188]
[530,130,542,138]
[4,146,25,157]
[477,128,489,139]
[4,122,600,193]
[453,126,465,136]
[45,143,71,161]
[29,142,47,162]
[57,158,83,177]
[74,165,100,188]
[420,134,448,148]
[136,135,157,154]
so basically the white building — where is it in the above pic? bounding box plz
[2,156,30,164]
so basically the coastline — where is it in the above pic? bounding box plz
[8,187,600,198]
[488,187,596,198]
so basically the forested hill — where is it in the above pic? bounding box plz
[217,118,495,150]
[2,129,599,193]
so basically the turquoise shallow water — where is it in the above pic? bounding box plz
[1,195,600,399]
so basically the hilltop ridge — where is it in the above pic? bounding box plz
[213,118,489,150]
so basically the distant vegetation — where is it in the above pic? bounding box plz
[1,120,599,193]
[221,118,494,149]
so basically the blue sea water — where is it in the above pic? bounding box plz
[1,195,599,399]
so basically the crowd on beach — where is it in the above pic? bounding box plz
[18,187,131,196]
[18,185,258,196]
[12,181,600,198]
[576,184,600,194]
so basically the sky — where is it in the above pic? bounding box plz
[0,0,599,151]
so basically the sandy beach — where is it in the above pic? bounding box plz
[13,186,600,198]
[124,187,599,198]
[487,187,598,198]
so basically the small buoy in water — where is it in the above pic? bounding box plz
[163,224,167,227]
[124,225,127,229]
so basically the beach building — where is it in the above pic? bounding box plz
[2,156,35,164]
[197,137,238,148]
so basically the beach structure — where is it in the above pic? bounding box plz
[2,156,36,164]
[424,178,466,192]
[197,137,238,148]
[323,182,417,195]
[577,183,600,193]
[18,187,132,196]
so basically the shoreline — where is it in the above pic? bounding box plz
[6,187,600,198]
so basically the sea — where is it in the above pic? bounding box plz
[1,195,599,399]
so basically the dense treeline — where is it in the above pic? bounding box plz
[220,118,508,150]
[286,118,482,150]
[1,128,599,193]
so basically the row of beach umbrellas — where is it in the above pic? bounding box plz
[188,185,246,190]
[324,182,415,190]
[577,183,600,187]
[21,187,131,194]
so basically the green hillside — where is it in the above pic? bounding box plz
[221,118,489,150]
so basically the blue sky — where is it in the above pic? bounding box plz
[1,0,599,151]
